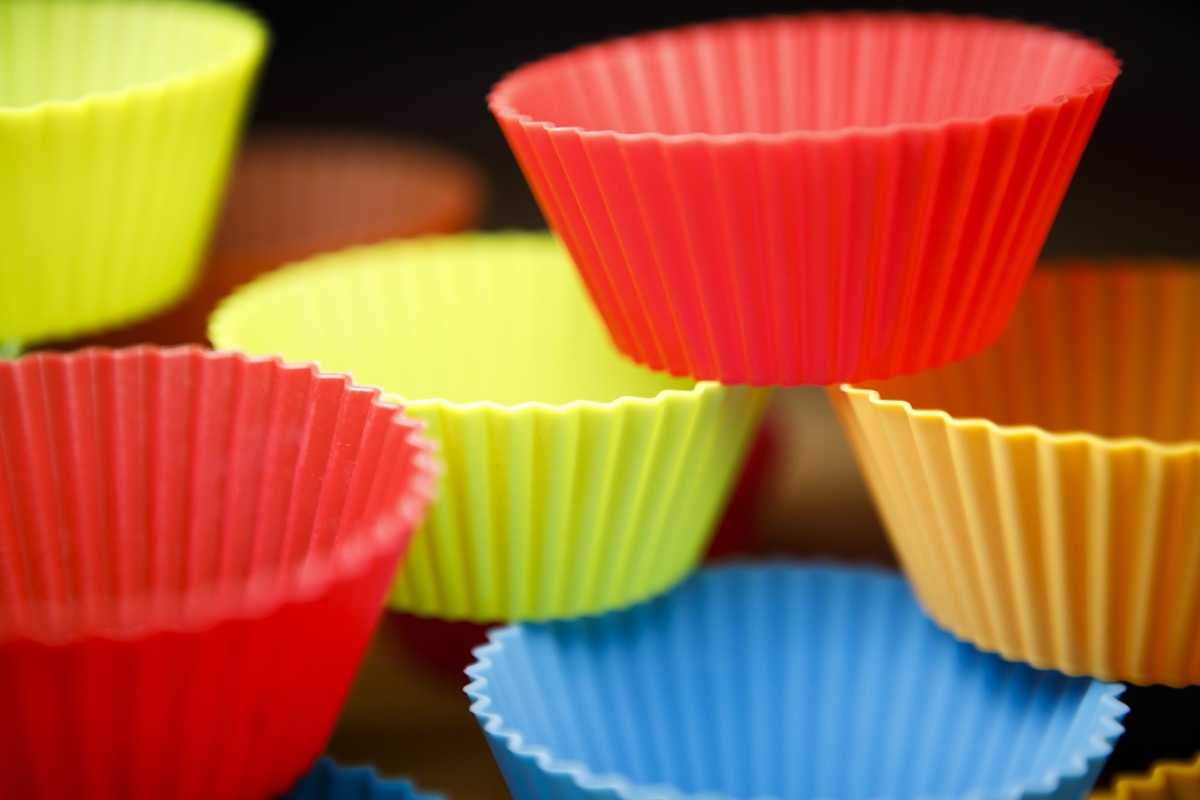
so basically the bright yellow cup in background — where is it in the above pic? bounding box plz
[832,262,1200,687]
[0,0,267,343]
[210,232,770,622]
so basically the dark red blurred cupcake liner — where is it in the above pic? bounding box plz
[704,410,778,558]
[382,612,495,685]
[0,347,437,800]
[490,13,1120,385]
[210,130,487,281]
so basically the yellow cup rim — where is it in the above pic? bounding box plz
[0,0,268,118]
[208,231,742,414]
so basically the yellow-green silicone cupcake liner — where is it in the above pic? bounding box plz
[0,0,267,342]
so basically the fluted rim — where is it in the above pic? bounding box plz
[835,384,1200,456]
[489,11,1119,146]
[0,345,439,645]
[0,0,268,118]
[465,561,1129,800]
[209,231,738,415]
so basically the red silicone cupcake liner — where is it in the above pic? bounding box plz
[51,130,487,348]
[0,347,437,800]
[489,13,1120,385]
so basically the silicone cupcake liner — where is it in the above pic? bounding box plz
[0,347,437,800]
[466,562,1127,800]
[282,758,444,800]
[0,0,267,343]
[489,13,1120,385]
[832,262,1200,686]
[210,232,770,621]
[212,130,486,274]
[54,129,488,348]
[1093,753,1200,800]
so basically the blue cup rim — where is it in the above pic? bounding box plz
[464,560,1129,800]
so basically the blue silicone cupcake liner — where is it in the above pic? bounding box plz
[280,758,443,800]
[465,562,1127,800]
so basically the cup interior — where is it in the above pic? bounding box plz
[476,566,1119,799]
[859,266,1200,444]
[212,235,696,407]
[0,0,261,110]
[496,15,1118,136]
[0,349,407,640]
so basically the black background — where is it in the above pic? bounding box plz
[236,0,1200,787]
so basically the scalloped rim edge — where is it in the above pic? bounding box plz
[0,344,440,645]
[0,0,268,117]
[207,231,757,414]
[488,11,1121,147]
[463,561,1129,800]
[834,382,1200,457]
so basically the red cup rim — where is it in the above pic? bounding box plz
[0,346,440,645]
[488,11,1121,146]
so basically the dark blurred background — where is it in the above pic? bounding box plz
[238,0,1200,257]
[228,1,1200,795]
